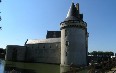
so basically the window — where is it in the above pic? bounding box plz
[43,45,45,48]
[65,30,68,37]
[65,41,69,46]
[66,52,67,56]
[49,45,51,48]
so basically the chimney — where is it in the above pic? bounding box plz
[76,3,80,14]
[76,3,80,19]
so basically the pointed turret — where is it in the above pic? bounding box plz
[64,2,83,21]
[66,3,78,18]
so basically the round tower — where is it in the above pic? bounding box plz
[60,3,88,67]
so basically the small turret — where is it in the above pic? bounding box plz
[64,2,83,22]
[76,3,80,13]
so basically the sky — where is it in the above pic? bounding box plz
[0,0,116,52]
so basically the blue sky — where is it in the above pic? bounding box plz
[0,0,116,52]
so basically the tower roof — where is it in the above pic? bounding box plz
[64,2,83,21]
[46,31,61,39]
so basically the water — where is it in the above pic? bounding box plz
[0,59,88,73]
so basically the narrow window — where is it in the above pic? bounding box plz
[49,45,51,48]
[66,52,67,56]
[65,30,68,37]
[65,41,69,46]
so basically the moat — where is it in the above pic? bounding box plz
[0,59,60,73]
[1,59,116,73]
[0,59,88,73]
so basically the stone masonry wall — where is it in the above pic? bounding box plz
[26,42,61,64]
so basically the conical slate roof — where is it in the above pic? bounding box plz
[64,3,79,21]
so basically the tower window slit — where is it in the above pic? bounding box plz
[66,41,69,46]
[66,52,67,56]
[65,30,68,37]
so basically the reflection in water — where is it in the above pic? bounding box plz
[4,61,60,73]
[1,60,115,73]
[4,66,36,73]
[3,60,88,73]
[60,66,88,73]
[0,60,4,73]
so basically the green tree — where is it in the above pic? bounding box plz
[90,51,97,57]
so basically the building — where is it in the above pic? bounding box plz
[60,3,88,67]
[5,2,88,67]
[6,32,61,64]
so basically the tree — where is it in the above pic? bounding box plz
[0,48,4,53]
[97,51,103,57]
[115,53,116,57]
[90,51,97,57]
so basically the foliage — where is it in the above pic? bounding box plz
[89,51,114,57]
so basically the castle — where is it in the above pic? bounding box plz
[6,2,89,67]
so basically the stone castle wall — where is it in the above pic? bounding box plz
[5,42,61,64]
[25,42,61,64]
[6,45,26,62]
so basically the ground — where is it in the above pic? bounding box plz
[107,67,116,73]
